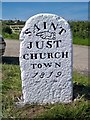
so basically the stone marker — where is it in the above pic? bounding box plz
[19,13,73,104]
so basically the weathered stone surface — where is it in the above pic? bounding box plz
[19,13,73,104]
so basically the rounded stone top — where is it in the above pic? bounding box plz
[26,13,64,21]
[25,13,69,26]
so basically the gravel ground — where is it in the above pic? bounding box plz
[3,39,89,75]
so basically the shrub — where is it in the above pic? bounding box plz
[2,26,12,34]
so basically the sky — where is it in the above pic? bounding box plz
[2,2,88,21]
[2,0,89,2]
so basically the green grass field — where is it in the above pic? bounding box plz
[3,33,19,40]
[73,37,89,46]
[1,64,90,119]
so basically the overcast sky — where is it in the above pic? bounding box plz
[2,2,88,21]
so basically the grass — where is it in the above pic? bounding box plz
[73,37,89,46]
[1,64,90,119]
[36,100,90,120]
[3,33,19,40]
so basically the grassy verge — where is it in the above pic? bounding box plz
[73,37,89,46]
[3,33,19,40]
[2,64,90,119]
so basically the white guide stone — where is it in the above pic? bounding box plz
[19,13,73,104]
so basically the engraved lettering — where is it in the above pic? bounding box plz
[62,52,68,58]
[36,41,44,49]
[23,54,29,60]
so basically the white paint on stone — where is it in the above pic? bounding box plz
[19,13,73,104]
